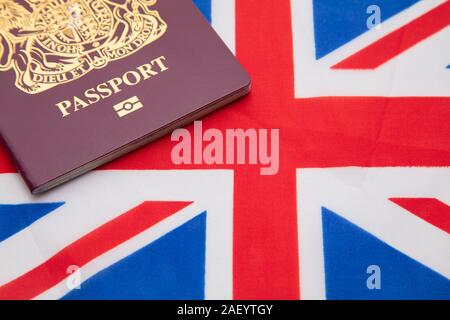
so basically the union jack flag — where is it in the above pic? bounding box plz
[0,0,449,300]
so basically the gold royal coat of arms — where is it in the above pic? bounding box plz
[0,0,167,93]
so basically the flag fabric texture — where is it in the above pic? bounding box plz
[0,0,449,300]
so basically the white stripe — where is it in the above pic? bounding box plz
[211,0,236,54]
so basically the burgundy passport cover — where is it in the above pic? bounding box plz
[0,0,250,193]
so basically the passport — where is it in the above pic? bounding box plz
[0,0,250,193]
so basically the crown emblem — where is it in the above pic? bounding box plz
[0,0,167,94]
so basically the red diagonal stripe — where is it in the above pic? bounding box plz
[333,1,450,69]
[0,201,192,300]
[389,198,450,233]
